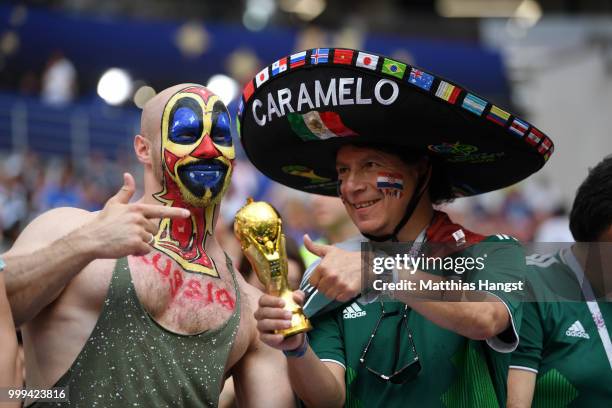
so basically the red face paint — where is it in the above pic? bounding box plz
[152,86,235,277]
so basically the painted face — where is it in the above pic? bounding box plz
[336,145,417,236]
[161,86,235,207]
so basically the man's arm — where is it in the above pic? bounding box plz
[304,236,510,340]
[507,298,544,407]
[0,269,21,392]
[254,293,346,408]
[231,335,295,408]
[3,173,190,325]
[392,268,510,340]
[230,282,295,408]
[507,368,536,408]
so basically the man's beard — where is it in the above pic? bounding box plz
[160,164,232,209]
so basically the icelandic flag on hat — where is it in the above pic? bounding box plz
[290,51,307,68]
[356,52,378,70]
[255,67,270,88]
[271,58,288,76]
[311,48,329,64]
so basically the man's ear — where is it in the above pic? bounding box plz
[134,134,152,164]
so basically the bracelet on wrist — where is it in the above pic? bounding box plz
[283,334,309,358]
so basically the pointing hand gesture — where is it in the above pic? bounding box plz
[81,173,190,258]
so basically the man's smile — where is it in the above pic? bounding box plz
[351,198,381,210]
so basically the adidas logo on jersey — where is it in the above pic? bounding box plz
[566,320,590,339]
[343,303,366,319]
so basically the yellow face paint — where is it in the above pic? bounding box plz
[152,85,235,277]
[160,86,234,207]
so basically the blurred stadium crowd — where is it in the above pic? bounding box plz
[0,147,572,256]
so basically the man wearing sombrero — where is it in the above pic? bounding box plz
[239,48,554,407]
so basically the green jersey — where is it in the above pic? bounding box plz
[510,248,612,407]
[303,229,526,408]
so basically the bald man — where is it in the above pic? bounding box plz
[3,84,294,407]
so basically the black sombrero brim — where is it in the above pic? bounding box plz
[237,48,554,197]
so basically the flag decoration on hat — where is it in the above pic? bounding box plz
[408,68,435,91]
[356,52,378,70]
[237,47,555,198]
[538,137,553,155]
[436,81,461,104]
[255,67,270,88]
[271,57,288,76]
[509,117,529,138]
[382,58,407,79]
[334,49,354,65]
[290,51,307,68]
[462,93,487,116]
[377,172,404,198]
[287,111,358,141]
[544,144,554,161]
[526,128,544,146]
[242,80,255,102]
[487,105,511,126]
[311,48,329,64]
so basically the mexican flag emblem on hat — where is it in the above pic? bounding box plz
[237,48,555,197]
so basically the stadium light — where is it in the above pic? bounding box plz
[97,68,132,106]
[133,85,156,109]
[206,74,239,105]
[243,0,276,31]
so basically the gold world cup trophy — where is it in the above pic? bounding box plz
[234,198,312,337]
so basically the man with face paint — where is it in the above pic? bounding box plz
[239,49,556,407]
[2,84,295,407]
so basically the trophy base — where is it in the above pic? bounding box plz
[276,312,313,338]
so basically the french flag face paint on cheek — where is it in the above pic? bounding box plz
[377,172,404,198]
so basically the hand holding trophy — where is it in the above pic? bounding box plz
[235,198,312,337]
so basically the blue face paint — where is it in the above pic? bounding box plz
[210,101,232,147]
[169,100,203,145]
[177,162,228,199]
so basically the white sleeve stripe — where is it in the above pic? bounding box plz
[320,358,346,370]
[509,365,538,374]
[485,292,519,353]
[303,289,319,310]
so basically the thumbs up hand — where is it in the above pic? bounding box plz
[304,234,362,303]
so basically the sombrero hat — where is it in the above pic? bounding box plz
[236,48,554,197]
